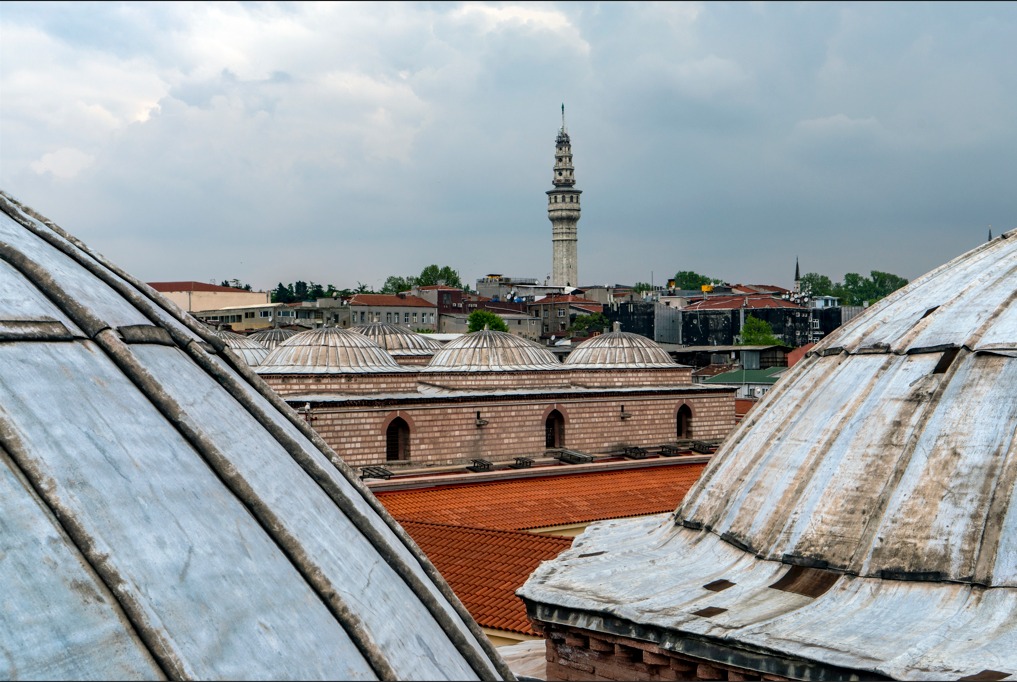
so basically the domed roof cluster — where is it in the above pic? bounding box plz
[523,229,1017,680]
[257,327,412,374]
[351,321,444,356]
[248,326,298,349]
[0,190,506,680]
[208,328,270,366]
[565,331,676,368]
[422,329,561,372]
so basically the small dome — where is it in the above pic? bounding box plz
[248,327,298,349]
[351,322,444,356]
[257,327,410,374]
[208,329,270,366]
[423,329,560,372]
[565,331,676,368]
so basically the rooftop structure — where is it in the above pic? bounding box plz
[521,228,1017,680]
[564,330,677,369]
[248,326,299,349]
[352,321,445,358]
[0,190,509,680]
[207,327,271,366]
[258,326,413,374]
[422,329,562,372]
[547,105,581,288]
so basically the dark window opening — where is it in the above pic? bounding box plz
[545,410,565,449]
[933,347,960,375]
[677,404,693,440]
[386,417,410,462]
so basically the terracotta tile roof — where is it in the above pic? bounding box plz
[533,295,602,306]
[348,293,435,308]
[148,281,250,293]
[397,521,572,635]
[375,463,708,531]
[683,294,804,311]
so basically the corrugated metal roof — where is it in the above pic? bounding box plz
[0,190,509,681]
[520,229,1017,680]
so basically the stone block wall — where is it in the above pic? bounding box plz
[308,391,735,468]
[261,372,419,396]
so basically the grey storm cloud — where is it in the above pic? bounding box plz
[1,1,1015,293]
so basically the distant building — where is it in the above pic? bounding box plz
[527,294,603,338]
[148,280,269,311]
[347,293,437,330]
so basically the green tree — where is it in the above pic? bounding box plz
[799,272,834,297]
[632,282,654,293]
[673,270,723,291]
[739,315,782,346]
[570,312,609,334]
[381,275,417,294]
[417,264,464,289]
[271,282,294,303]
[467,309,509,332]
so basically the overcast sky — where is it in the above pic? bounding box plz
[2,2,1015,293]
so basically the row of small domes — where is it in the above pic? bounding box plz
[210,323,676,372]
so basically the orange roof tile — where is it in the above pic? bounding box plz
[397,520,572,635]
[376,463,708,531]
[148,281,251,293]
[348,293,435,308]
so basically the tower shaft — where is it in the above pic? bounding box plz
[547,108,581,288]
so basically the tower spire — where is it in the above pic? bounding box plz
[547,106,581,289]
[795,256,800,283]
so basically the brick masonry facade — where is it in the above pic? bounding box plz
[537,622,790,682]
[260,367,735,468]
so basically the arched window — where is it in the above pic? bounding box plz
[386,417,410,462]
[677,405,693,440]
[545,409,565,449]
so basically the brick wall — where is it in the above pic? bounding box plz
[538,622,789,682]
[307,391,734,468]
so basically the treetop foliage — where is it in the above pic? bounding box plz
[673,270,724,291]
[800,270,908,306]
[739,315,783,346]
[467,309,508,333]
[381,264,467,294]
[570,312,609,335]
[270,281,347,303]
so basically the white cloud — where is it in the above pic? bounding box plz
[794,113,883,138]
[30,148,95,179]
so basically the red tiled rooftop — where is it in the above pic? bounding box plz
[683,295,804,311]
[148,281,252,293]
[348,293,435,308]
[397,520,572,635]
[376,463,708,531]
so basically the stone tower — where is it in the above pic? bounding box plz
[547,104,581,288]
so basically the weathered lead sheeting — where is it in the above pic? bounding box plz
[0,190,510,681]
[521,229,1017,679]
[208,328,271,366]
[257,326,416,374]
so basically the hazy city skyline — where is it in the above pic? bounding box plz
[2,2,1015,293]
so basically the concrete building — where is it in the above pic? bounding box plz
[0,189,509,680]
[527,294,603,338]
[348,292,437,330]
[548,106,581,288]
[255,328,737,470]
[148,280,270,312]
[520,228,1017,681]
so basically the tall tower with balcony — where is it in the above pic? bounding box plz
[547,105,581,288]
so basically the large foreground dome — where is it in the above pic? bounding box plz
[0,191,508,680]
[522,229,1017,680]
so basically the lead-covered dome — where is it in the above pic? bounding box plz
[351,322,444,357]
[0,190,507,680]
[423,329,560,371]
[256,326,410,374]
[564,330,676,368]
[248,326,298,349]
[522,229,1017,680]
[208,328,271,366]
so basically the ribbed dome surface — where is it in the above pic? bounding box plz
[208,329,270,366]
[352,322,444,356]
[257,327,409,374]
[521,229,1017,680]
[248,327,298,349]
[564,331,676,368]
[0,190,507,681]
[423,329,560,372]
